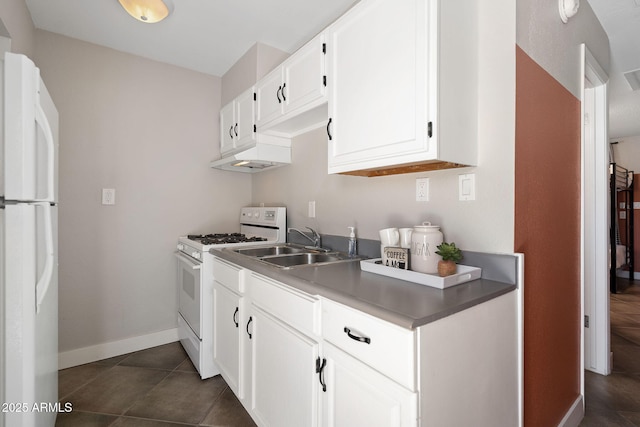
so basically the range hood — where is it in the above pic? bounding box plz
[210,140,291,173]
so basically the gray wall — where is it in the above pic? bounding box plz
[0,0,35,57]
[221,42,289,105]
[516,0,610,98]
[34,31,252,353]
[613,137,640,171]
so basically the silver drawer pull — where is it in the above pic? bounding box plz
[343,327,371,344]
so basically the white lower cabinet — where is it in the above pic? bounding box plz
[244,304,320,427]
[213,266,322,427]
[212,258,244,397]
[211,257,518,427]
[321,342,417,427]
[212,281,242,396]
[212,262,417,427]
[320,298,418,427]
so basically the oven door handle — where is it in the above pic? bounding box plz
[175,252,202,270]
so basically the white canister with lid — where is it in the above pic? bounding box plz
[410,222,443,274]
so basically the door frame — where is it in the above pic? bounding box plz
[581,43,610,388]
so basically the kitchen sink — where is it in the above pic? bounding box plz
[233,244,314,257]
[258,252,356,268]
[231,244,359,269]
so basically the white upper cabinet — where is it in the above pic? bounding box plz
[220,101,236,154]
[326,0,478,176]
[256,33,328,137]
[220,86,256,155]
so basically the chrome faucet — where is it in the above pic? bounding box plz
[288,227,322,248]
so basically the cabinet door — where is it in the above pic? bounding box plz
[212,282,242,397]
[245,304,320,427]
[255,67,284,128]
[283,35,326,115]
[326,0,433,174]
[220,101,235,155]
[321,343,418,427]
[235,87,256,149]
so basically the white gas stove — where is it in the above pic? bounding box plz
[177,206,287,257]
[175,207,286,378]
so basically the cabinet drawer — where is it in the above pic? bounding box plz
[213,257,244,293]
[321,298,416,390]
[248,273,320,336]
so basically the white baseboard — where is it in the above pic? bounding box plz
[58,328,179,370]
[558,395,584,427]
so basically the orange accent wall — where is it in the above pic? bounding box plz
[515,46,581,426]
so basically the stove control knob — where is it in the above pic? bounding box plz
[192,252,201,260]
[177,244,184,251]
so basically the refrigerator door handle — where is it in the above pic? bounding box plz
[35,102,55,202]
[35,203,54,313]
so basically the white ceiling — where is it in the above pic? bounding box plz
[22,0,640,138]
[587,0,640,138]
[24,0,357,77]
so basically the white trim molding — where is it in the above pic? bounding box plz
[58,328,179,370]
[581,43,611,380]
[559,395,585,427]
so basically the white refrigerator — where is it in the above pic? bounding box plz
[0,52,59,427]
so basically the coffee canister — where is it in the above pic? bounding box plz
[410,222,443,274]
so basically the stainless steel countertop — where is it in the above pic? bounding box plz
[211,248,516,330]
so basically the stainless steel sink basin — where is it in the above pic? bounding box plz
[259,252,354,268]
[230,243,359,269]
[233,244,312,257]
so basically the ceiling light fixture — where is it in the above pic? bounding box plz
[118,0,172,23]
[559,0,580,23]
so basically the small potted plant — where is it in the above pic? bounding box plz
[435,242,463,277]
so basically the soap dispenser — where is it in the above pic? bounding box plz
[348,226,357,258]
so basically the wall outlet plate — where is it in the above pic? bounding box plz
[416,178,429,201]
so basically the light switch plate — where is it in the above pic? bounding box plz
[308,201,316,218]
[459,174,476,201]
[102,188,116,205]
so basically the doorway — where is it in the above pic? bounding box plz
[581,44,611,384]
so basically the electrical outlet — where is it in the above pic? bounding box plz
[102,188,116,205]
[416,178,429,201]
[308,201,316,218]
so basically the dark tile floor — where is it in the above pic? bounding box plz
[55,342,256,427]
[581,277,640,426]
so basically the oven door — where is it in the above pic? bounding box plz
[176,252,201,338]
